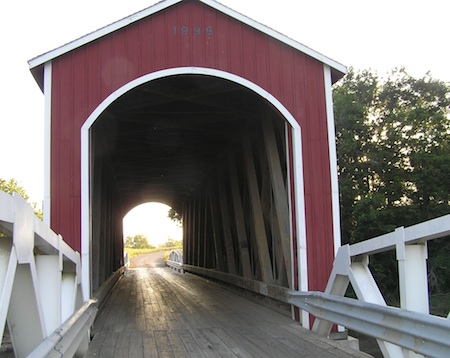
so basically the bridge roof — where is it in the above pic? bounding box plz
[28,0,346,89]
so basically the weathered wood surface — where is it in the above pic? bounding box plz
[86,268,370,357]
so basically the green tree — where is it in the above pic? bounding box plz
[333,68,380,242]
[334,68,450,298]
[0,178,30,200]
[374,69,450,222]
[124,234,153,249]
[0,178,43,220]
[334,68,450,244]
[160,237,182,248]
[167,208,182,225]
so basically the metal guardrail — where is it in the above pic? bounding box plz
[28,298,98,357]
[314,214,450,357]
[288,291,450,358]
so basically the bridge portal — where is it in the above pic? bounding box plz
[29,0,345,325]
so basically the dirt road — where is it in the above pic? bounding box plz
[129,251,168,268]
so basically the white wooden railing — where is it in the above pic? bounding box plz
[290,214,450,358]
[0,191,97,357]
[166,249,184,273]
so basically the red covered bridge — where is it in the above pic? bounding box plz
[29,0,345,328]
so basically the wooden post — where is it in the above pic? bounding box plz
[202,190,208,268]
[194,192,200,267]
[208,184,226,272]
[257,132,287,286]
[227,156,252,278]
[185,199,191,265]
[215,169,237,274]
[261,115,292,287]
[182,201,188,265]
[242,138,273,283]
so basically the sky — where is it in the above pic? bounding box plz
[0,0,448,243]
[123,203,182,245]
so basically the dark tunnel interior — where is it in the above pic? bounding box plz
[90,75,290,290]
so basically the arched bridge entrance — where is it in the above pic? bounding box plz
[29,0,345,326]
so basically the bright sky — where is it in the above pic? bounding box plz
[123,203,182,246]
[0,0,448,242]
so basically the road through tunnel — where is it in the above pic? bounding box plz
[90,74,295,293]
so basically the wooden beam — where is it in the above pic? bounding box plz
[261,115,292,287]
[200,191,206,268]
[187,198,192,266]
[227,156,252,278]
[272,212,288,286]
[216,168,237,275]
[207,185,226,272]
[202,190,208,268]
[242,138,273,283]
[183,265,290,304]
[182,201,188,264]
[194,192,200,267]
[256,133,287,285]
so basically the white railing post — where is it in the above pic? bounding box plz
[396,227,429,314]
[36,255,61,335]
[313,245,350,336]
[0,236,15,345]
[396,227,429,358]
[306,215,450,358]
[166,250,184,273]
[0,191,96,357]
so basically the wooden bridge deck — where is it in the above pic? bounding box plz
[86,267,370,358]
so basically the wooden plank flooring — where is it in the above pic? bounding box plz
[86,268,371,357]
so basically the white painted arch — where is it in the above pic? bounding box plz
[80,67,309,319]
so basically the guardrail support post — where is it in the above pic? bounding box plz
[396,227,428,358]
[396,227,429,315]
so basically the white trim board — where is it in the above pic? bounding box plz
[324,64,342,255]
[80,67,309,308]
[28,0,345,80]
[43,62,52,225]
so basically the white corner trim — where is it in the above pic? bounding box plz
[80,121,90,302]
[43,62,52,226]
[291,124,310,328]
[28,0,345,76]
[324,64,341,255]
[80,66,308,300]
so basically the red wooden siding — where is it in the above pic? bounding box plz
[50,0,334,290]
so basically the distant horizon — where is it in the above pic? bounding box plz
[123,202,183,246]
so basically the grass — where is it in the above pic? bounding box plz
[429,292,450,317]
[124,246,182,261]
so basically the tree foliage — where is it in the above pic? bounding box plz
[335,68,450,243]
[0,178,43,220]
[0,178,30,200]
[334,68,450,298]
[124,234,153,249]
[167,208,182,225]
[160,237,182,248]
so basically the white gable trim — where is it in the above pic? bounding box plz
[28,0,345,74]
